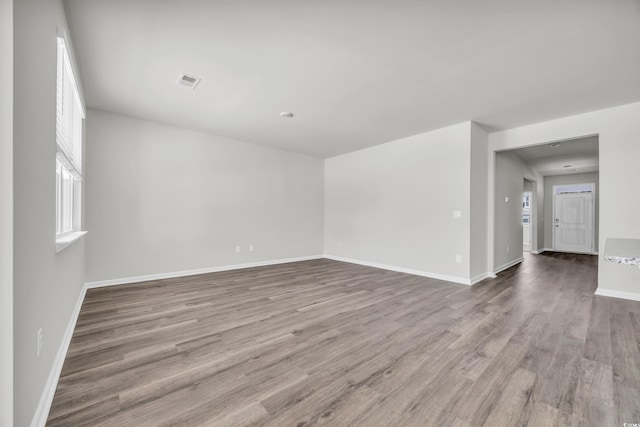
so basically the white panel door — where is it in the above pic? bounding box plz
[554,193,593,253]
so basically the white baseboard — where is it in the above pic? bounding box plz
[324,254,473,285]
[85,255,324,289]
[594,288,640,302]
[31,283,88,427]
[470,272,492,285]
[494,257,525,275]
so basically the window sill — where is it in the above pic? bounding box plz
[56,231,87,253]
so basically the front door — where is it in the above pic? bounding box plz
[554,192,593,254]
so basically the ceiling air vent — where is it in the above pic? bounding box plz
[176,73,201,89]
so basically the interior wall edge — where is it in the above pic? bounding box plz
[0,0,14,423]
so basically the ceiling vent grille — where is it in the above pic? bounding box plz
[176,73,201,89]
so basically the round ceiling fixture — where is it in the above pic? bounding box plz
[280,112,294,118]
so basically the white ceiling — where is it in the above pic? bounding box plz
[64,0,640,158]
[511,136,599,176]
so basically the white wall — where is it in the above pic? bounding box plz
[0,0,14,424]
[494,152,525,269]
[324,122,474,283]
[13,0,87,425]
[85,110,324,283]
[489,101,640,296]
[544,172,599,252]
[470,123,489,279]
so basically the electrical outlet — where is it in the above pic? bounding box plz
[455,255,462,263]
[453,211,462,219]
[37,328,42,358]
[235,246,241,253]
[249,245,254,252]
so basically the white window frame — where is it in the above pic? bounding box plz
[55,34,86,251]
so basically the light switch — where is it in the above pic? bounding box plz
[453,211,462,219]
[505,196,509,203]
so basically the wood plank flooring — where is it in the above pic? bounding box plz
[47,252,640,426]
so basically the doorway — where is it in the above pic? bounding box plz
[553,183,595,254]
[491,135,599,275]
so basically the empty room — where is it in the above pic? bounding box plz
[2,0,640,426]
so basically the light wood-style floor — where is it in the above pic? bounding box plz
[47,252,640,426]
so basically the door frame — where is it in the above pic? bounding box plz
[552,182,596,254]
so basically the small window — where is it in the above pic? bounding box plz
[554,183,594,194]
[56,37,84,245]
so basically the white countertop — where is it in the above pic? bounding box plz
[604,238,640,267]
